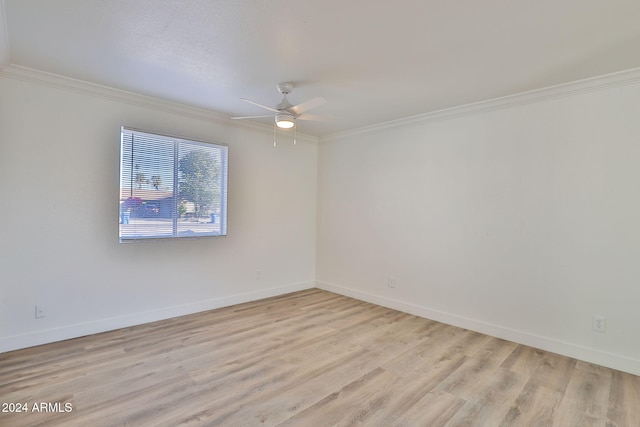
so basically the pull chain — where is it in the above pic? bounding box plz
[273,122,277,147]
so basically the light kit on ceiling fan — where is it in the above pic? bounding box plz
[275,112,295,129]
[230,82,327,146]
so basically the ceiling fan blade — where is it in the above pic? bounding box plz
[240,98,279,113]
[289,97,327,115]
[297,114,332,121]
[230,115,273,120]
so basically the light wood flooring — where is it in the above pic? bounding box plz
[1,289,639,426]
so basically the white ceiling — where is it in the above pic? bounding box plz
[2,0,640,137]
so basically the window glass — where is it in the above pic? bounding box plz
[119,127,228,241]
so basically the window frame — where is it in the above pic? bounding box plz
[119,126,228,242]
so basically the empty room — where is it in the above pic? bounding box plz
[1,1,639,426]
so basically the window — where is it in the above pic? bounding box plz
[119,127,228,241]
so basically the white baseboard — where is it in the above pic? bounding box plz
[316,280,640,376]
[0,281,314,354]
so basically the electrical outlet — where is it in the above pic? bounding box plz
[35,305,46,319]
[592,315,606,332]
[387,277,396,288]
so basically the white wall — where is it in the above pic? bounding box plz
[0,68,317,352]
[316,73,640,375]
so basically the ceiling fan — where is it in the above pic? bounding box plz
[231,83,327,134]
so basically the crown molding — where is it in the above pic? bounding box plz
[0,64,318,143]
[0,63,230,122]
[4,61,639,145]
[322,66,640,142]
[0,63,234,123]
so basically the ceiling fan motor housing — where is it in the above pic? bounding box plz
[276,82,294,95]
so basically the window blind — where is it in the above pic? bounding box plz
[119,127,228,241]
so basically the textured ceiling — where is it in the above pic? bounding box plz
[2,0,640,137]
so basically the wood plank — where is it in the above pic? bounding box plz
[275,367,402,427]
[443,367,527,427]
[195,346,380,426]
[499,382,563,426]
[607,369,640,427]
[501,344,546,376]
[395,390,467,427]
[529,351,578,394]
[552,364,613,427]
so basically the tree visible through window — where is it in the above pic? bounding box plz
[119,127,228,241]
